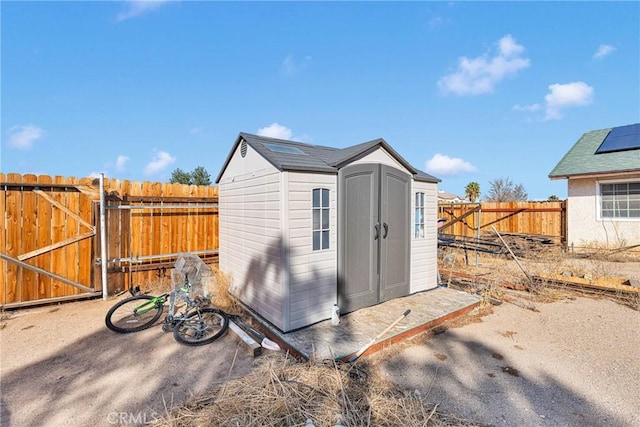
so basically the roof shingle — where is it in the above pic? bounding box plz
[549,124,640,179]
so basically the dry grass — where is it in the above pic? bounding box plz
[157,353,484,427]
[205,266,243,315]
[132,263,243,315]
[439,243,640,310]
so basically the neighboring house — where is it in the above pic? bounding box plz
[216,133,440,333]
[549,123,640,250]
[437,190,465,203]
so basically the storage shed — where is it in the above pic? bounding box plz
[216,133,440,332]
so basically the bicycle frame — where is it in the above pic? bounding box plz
[165,283,198,323]
[132,280,206,322]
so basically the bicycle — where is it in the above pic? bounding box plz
[105,275,229,346]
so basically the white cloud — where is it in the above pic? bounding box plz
[512,103,541,113]
[281,54,311,75]
[257,123,293,140]
[544,82,594,120]
[438,34,530,96]
[144,150,176,175]
[117,0,173,22]
[7,125,44,150]
[593,44,616,60]
[425,153,476,176]
[115,155,130,171]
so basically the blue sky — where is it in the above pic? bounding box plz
[2,1,639,200]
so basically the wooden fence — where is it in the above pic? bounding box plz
[0,173,218,308]
[2,173,564,308]
[437,201,566,241]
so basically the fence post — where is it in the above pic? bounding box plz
[100,173,108,300]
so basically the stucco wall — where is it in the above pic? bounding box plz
[567,174,640,249]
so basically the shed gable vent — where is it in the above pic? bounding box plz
[241,140,247,157]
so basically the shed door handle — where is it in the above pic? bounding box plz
[382,222,388,239]
[374,223,380,240]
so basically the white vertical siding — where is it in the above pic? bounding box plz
[219,145,286,329]
[410,181,438,293]
[567,174,640,249]
[286,172,338,330]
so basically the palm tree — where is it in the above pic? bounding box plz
[465,182,481,202]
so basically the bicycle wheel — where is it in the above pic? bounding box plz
[105,295,164,333]
[173,308,229,346]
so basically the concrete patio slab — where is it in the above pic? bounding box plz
[251,287,482,361]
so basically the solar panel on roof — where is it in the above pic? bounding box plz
[263,143,306,155]
[595,123,640,154]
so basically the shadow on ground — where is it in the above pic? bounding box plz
[0,303,254,427]
[381,328,629,426]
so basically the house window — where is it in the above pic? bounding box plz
[600,181,640,219]
[312,188,330,250]
[414,192,425,238]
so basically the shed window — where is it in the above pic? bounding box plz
[414,192,425,238]
[600,181,640,219]
[312,188,330,250]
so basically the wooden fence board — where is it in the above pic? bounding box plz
[151,181,162,272]
[140,181,153,282]
[21,175,38,302]
[36,175,53,298]
[161,182,172,258]
[50,176,68,298]
[173,185,185,254]
[65,176,80,294]
[5,173,22,303]
[77,179,94,292]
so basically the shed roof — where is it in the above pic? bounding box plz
[549,123,640,179]
[216,133,440,183]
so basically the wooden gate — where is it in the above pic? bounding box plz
[1,173,219,308]
[0,174,101,307]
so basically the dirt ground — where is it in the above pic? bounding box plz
[0,297,256,427]
[378,296,640,426]
[1,254,639,426]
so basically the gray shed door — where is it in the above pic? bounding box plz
[338,164,410,313]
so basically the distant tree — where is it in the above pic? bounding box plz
[547,195,560,201]
[191,166,212,186]
[464,182,481,202]
[170,166,212,186]
[170,168,192,185]
[485,177,528,202]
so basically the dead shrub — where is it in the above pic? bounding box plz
[157,353,482,427]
